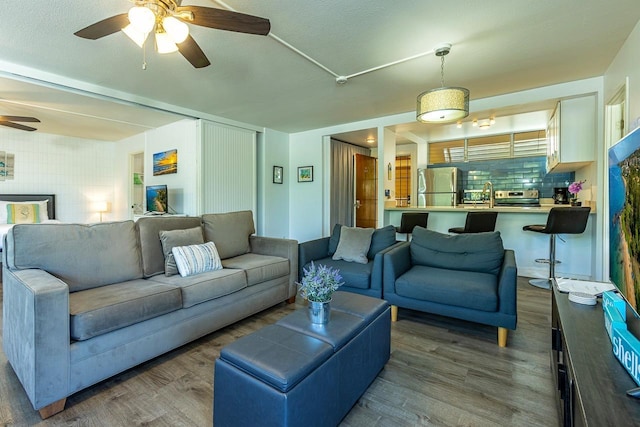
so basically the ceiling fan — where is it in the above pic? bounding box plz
[74,0,271,68]
[0,116,40,132]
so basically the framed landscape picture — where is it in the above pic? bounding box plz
[273,166,283,184]
[298,166,313,182]
[153,149,178,176]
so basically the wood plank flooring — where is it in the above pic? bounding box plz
[0,277,559,426]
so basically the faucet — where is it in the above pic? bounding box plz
[483,181,494,208]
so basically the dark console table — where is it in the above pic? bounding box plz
[551,283,640,426]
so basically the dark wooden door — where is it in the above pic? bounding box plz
[355,154,377,228]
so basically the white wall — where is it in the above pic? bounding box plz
[145,119,198,216]
[605,19,640,128]
[258,128,290,238]
[0,127,117,223]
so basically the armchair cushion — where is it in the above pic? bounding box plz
[332,226,375,264]
[410,228,504,275]
[395,265,498,312]
[306,257,373,290]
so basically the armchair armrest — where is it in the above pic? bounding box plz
[382,242,412,295]
[2,268,70,410]
[249,236,299,298]
[297,237,330,280]
[497,249,518,317]
[370,241,404,291]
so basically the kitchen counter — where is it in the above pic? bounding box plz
[385,203,596,214]
[384,202,597,280]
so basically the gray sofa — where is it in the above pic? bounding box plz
[383,227,517,347]
[2,211,298,418]
[298,224,400,298]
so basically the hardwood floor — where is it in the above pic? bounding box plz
[0,277,559,426]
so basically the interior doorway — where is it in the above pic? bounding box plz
[354,153,377,228]
[129,151,145,217]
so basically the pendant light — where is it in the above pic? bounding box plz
[416,44,469,123]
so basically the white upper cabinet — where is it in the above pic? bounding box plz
[546,94,596,173]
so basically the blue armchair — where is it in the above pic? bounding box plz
[298,224,401,298]
[383,227,517,346]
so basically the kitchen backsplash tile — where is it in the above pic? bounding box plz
[430,156,574,198]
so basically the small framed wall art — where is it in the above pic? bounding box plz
[273,166,283,184]
[153,149,178,176]
[298,166,313,182]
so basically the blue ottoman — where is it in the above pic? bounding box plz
[213,291,390,427]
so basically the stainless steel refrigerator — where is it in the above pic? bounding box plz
[417,167,459,207]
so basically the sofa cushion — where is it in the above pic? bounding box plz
[69,279,182,340]
[332,226,375,264]
[202,211,255,260]
[159,226,205,276]
[395,265,499,312]
[173,241,223,277]
[303,257,372,290]
[148,268,247,308]
[137,216,204,277]
[222,253,290,286]
[6,221,143,292]
[410,228,504,275]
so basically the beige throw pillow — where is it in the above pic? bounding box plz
[332,226,375,264]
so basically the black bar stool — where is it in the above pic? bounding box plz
[448,211,498,234]
[522,207,591,289]
[396,212,429,241]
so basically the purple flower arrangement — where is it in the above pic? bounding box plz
[298,261,344,302]
[568,180,586,195]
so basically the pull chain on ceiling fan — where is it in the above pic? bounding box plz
[74,0,271,68]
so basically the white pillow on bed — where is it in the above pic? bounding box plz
[0,200,49,224]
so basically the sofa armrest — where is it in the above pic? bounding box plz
[297,237,330,280]
[497,249,518,317]
[382,242,412,295]
[2,268,70,410]
[249,236,299,298]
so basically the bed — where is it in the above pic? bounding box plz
[0,194,57,252]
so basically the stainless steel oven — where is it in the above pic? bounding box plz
[494,189,540,206]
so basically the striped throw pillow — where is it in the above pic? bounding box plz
[7,203,40,224]
[172,241,223,277]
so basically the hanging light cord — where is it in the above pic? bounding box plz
[440,55,446,87]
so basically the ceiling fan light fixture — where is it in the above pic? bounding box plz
[416,44,469,124]
[128,6,156,34]
[156,31,178,54]
[122,24,149,48]
[163,16,189,44]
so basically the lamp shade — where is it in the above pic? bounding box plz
[163,16,189,44]
[156,31,178,54]
[416,86,469,123]
[128,6,156,34]
[95,201,108,213]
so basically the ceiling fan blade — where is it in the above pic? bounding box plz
[0,116,40,123]
[74,13,129,39]
[176,6,270,35]
[178,35,211,68]
[0,121,37,132]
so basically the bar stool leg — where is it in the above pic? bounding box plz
[529,233,556,290]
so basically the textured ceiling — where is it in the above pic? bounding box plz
[0,0,638,141]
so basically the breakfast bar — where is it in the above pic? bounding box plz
[384,204,597,281]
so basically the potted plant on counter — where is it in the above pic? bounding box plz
[569,180,586,206]
[298,261,344,324]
